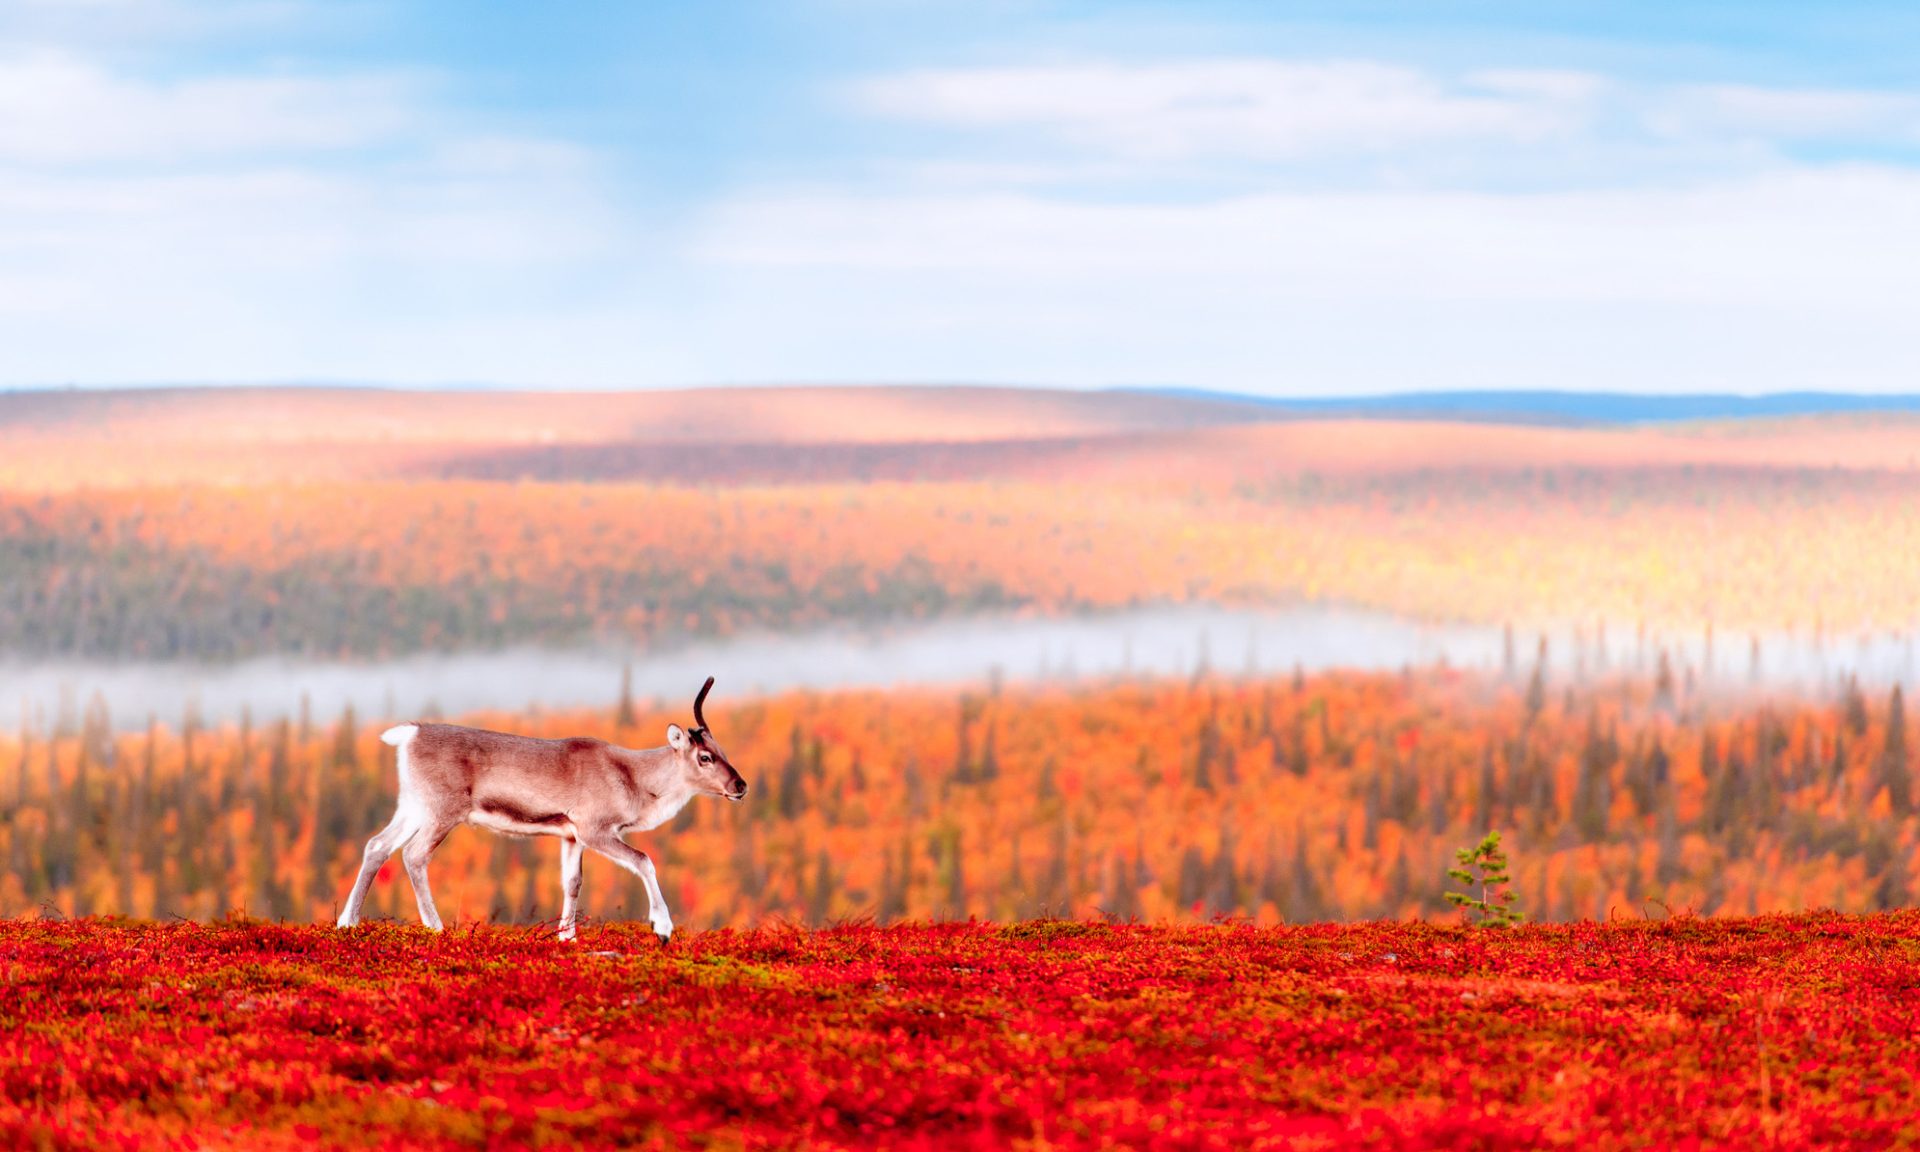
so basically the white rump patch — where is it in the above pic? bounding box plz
[383,723,422,802]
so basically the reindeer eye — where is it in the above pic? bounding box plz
[698,752,712,764]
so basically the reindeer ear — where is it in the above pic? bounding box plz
[666,724,689,751]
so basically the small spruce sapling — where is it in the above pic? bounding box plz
[1446,831,1521,927]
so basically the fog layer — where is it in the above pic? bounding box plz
[4,606,1913,731]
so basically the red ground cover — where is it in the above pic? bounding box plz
[3,914,1918,1149]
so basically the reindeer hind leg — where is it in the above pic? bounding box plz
[400,816,461,932]
[337,808,411,929]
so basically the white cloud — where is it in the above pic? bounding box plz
[1466,69,1608,103]
[0,157,651,383]
[1655,84,1920,143]
[702,169,1918,298]
[856,59,1595,161]
[0,40,660,387]
[0,0,325,49]
[688,167,1920,392]
[0,50,420,164]
[766,56,1920,396]
[857,57,1920,173]
[8,28,1920,396]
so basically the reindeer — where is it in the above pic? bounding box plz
[335,677,746,943]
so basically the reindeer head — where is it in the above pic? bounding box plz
[666,676,747,801]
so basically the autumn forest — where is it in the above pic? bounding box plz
[8,637,1920,932]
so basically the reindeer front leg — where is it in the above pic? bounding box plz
[582,833,674,943]
[558,837,585,941]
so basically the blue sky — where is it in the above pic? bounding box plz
[3,0,1919,394]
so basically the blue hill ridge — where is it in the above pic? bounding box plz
[1132,388,1920,426]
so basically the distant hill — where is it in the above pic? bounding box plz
[16,384,1920,438]
[0,383,1271,444]
[8,383,1920,489]
[1135,388,1920,425]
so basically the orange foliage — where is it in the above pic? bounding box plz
[11,459,1920,662]
[8,389,1920,644]
[3,668,1915,931]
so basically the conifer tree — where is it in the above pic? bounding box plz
[1445,831,1521,927]
[1284,830,1323,922]
[1882,685,1910,815]
[1524,638,1549,725]
[807,849,834,925]
[614,662,636,730]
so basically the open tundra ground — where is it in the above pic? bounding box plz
[5,915,1920,1149]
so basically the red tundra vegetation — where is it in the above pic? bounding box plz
[5,914,1920,1149]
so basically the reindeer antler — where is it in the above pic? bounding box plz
[693,676,715,732]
